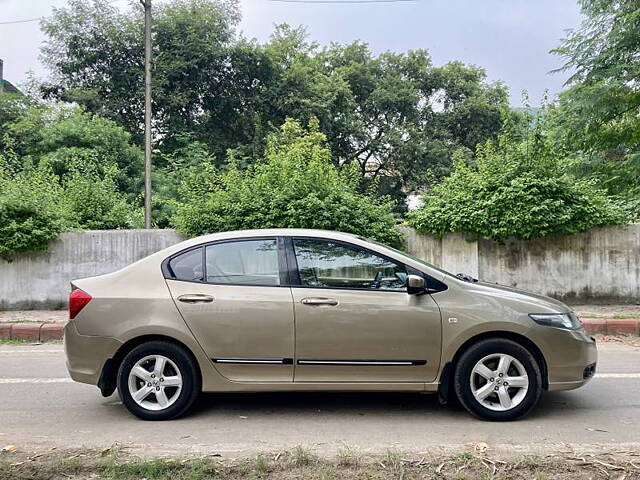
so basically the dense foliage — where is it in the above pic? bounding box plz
[0,162,66,256]
[551,0,640,218]
[41,0,508,208]
[0,105,143,255]
[2,0,637,254]
[408,126,624,241]
[172,119,404,247]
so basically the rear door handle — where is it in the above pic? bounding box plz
[178,294,215,304]
[301,297,338,306]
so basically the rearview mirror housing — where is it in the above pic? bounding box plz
[406,274,425,295]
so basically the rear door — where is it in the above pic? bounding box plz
[288,237,442,383]
[165,237,295,382]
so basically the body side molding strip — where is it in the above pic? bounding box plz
[212,357,293,365]
[297,359,426,366]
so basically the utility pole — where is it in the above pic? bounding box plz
[141,0,153,228]
[0,59,4,94]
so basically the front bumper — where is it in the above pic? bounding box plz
[545,329,598,391]
[64,321,122,386]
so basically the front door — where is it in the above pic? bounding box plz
[289,238,442,383]
[166,238,294,382]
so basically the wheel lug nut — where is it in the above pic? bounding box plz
[494,386,499,391]
[160,378,164,382]
[151,374,155,378]
[504,382,509,386]
[147,382,152,387]
[156,386,160,391]
[490,378,494,382]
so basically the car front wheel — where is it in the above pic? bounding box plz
[117,340,200,420]
[454,338,543,421]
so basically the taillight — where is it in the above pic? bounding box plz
[69,288,92,319]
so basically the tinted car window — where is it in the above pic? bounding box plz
[168,248,204,282]
[205,239,279,286]
[293,239,406,291]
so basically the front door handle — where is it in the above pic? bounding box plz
[301,297,338,306]
[178,294,215,304]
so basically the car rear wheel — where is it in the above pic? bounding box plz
[117,340,200,420]
[454,338,542,421]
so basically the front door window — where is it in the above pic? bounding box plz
[293,239,406,291]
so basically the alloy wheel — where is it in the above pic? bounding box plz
[469,353,529,411]
[127,354,183,411]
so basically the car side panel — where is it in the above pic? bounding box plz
[70,262,232,392]
[431,282,596,390]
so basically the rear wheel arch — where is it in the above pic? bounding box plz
[98,335,202,398]
[438,331,548,403]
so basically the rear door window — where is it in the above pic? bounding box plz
[205,239,280,286]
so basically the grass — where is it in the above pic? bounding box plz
[0,446,637,480]
[254,454,269,475]
[0,338,62,345]
[336,445,361,468]
[290,445,317,467]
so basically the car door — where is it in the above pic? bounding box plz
[288,237,442,383]
[165,237,295,382]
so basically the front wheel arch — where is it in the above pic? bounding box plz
[98,335,202,398]
[438,331,548,404]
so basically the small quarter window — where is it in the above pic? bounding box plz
[205,239,279,286]
[168,248,204,282]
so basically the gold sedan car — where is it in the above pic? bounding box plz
[65,229,596,421]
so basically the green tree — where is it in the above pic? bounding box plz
[408,129,624,241]
[41,1,508,210]
[2,105,143,200]
[172,119,403,247]
[41,0,247,155]
[551,0,640,217]
[258,31,508,208]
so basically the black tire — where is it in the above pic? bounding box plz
[454,338,542,421]
[117,340,200,420]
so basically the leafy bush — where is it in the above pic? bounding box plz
[61,166,143,230]
[172,119,403,247]
[408,136,625,241]
[0,161,67,256]
[0,153,142,256]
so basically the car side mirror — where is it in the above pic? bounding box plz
[406,274,425,295]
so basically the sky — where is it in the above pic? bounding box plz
[0,0,583,106]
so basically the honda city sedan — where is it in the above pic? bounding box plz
[65,229,597,421]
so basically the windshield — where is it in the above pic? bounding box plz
[358,237,459,279]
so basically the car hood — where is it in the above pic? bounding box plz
[468,280,572,314]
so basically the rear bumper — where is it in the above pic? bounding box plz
[64,321,122,386]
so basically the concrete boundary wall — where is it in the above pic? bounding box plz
[401,224,640,304]
[0,225,638,309]
[0,230,183,310]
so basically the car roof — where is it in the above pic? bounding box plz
[188,228,361,242]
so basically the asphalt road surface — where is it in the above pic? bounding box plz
[1,342,639,457]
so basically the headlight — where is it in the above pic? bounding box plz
[529,312,582,330]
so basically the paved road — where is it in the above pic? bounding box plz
[1,342,639,457]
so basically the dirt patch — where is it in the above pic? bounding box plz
[2,446,639,480]
[0,311,67,324]
[574,305,640,319]
[594,333,640,348]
